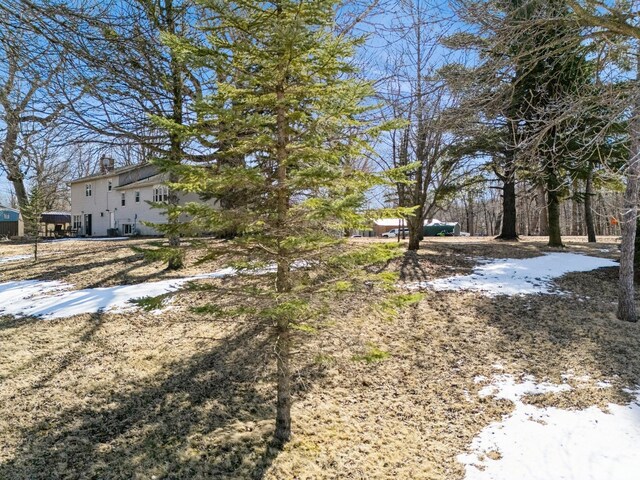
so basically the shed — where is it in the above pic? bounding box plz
[423,222,461,237]
[0,206,24,237]
[41,212,71,237]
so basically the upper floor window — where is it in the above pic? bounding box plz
[85,184,92,197]
[135,191,140,203]
[121,192,126,206]
[108,181,112,191]
[153,185,169,203]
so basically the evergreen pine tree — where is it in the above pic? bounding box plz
[22,186,46,263]
[157,0,409,445]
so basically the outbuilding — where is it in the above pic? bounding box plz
[0,206,24,237]
[374,218,461,237]
[423,221,461,237]
[41,212,72,238]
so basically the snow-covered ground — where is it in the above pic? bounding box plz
[407,252,617,296]
[46,237,130,243]
[460,375,640,480]
[0,268,235,320]
[0,254,31,263]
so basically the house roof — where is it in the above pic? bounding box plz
[69,163,146,184]
[114,173,166,190]
[0,206,21,222]
[41,212,71,224]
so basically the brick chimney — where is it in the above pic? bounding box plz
[100,156,115,174]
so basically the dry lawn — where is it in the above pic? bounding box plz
[0,236,638,479]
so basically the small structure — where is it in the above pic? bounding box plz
[423,220,461,237]
[0,206,24,237]
[41,212,71,238]
[374,218,461,237]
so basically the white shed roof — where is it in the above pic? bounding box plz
[374,218,443,227]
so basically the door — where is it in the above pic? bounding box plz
[85,214,92,236]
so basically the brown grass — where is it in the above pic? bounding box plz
[0,236,638,479]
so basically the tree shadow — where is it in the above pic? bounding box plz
[0,320,285,479]
[0,313,105,382]
[466,265,640,388]
[398,250,431,282]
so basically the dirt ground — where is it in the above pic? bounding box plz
[0,235,638,479]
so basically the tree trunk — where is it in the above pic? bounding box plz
[635,217,640,283]
[618,174,638,321]
[618,57,640,322]
[538,184,549,236]
[408,223,422,251]
[274,82,293,444]
[585,167,597,242]
[1,115,29,209]
[571,182,579,236]
[165,0,184,271]
[467,191,475,236]
[407,207,423,251]
[274,308,291,444]
[547,188,563,247]
[497,175,517,240]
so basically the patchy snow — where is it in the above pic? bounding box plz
[0,254,31,263]
[0,268,236,320]
[46,237,130,243]
[460,375,640,480]
[407,253,617,296]
[477,374,572,402]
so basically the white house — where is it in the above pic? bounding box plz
[70,159,214,237]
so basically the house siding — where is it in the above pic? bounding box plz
[71,166,217,237]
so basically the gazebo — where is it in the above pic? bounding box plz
[40,212,71,238]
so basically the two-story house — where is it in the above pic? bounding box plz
[70,158,213,237]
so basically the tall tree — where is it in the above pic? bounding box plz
[31,0,202,268]
[551,0,639,320]
[161,0,405,445]
[518,5,594,248]
[380,0,469,251]
[0,10,73,209]
[618,50,639,322]
[448,0,539,241]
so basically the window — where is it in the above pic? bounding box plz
[108,181,112,191]
[73,215,82,230]
[153,185,169,203]
[135,191,140,203]
[100,212,104,217]
[121,193,126,206]
[85,184,92,197]
[122,224,133,235]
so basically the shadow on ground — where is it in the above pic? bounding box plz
[0,320,284,480]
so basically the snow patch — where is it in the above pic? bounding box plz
[406,253,617,296]
[477,374,571,401]
[0,268,236,320]
[459,375,640,480]
[0,254,31,263]
[46,237,130,243]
